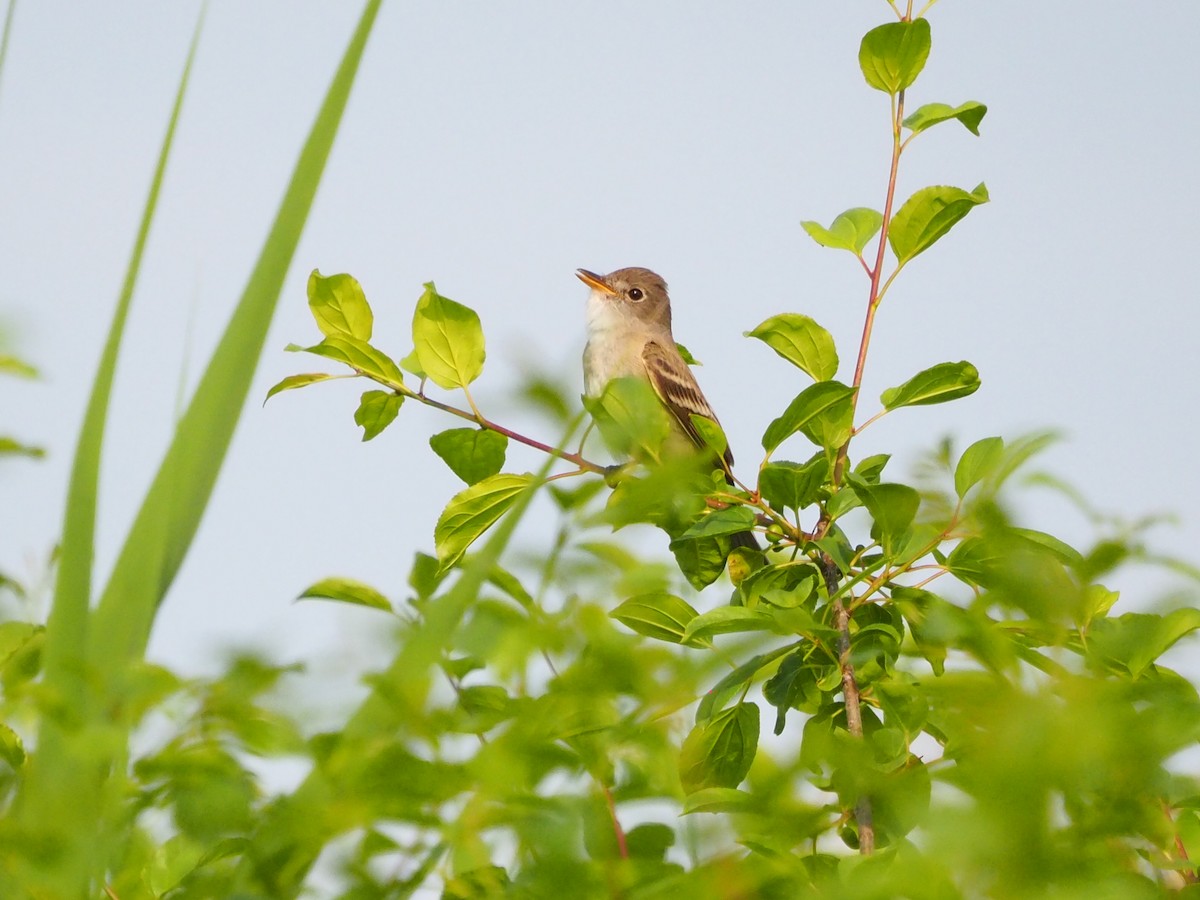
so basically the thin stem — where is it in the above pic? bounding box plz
[411,388,606,475]
[831,85,907,491]
[808,69,912,862]
[602,785,629,860]
[1162,799,1197,884]
[852,407,889,437]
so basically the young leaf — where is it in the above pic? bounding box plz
[880,361,980,410]
[762,381,856,454]
[412,282,485,390]
[0,438,44,459]
[610,592,706,646]
[858,18,932,94]
[853,453,891,483]
[297,577,393,612]
[679,704,760,793]
[745,314,839,382]
[264,372,339,403]
[0,354,38,378]
[307,270,372,341]
[903,101,988,137]
[800,208,884,255]
[954,436,1004,498]
[429,428,507,485]
[758,458,829,512]
[675,342,701,365]
[434,473,534,571]
[354,390,402,441]
[294,334,405,387]
[889,183,989,264]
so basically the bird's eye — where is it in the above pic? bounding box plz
[628,287,645,301]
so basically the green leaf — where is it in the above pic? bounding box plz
[681,607,779,644]
[745,314,839,381]
[585,376,672,460]
[858,18,931,94]
[675,342,701,365]
[264,372,339,403]
[889,183,989,264]
[853,453,891,483]
[0,354,37,378]
[297,577,393,612]
[799,208,884,255]
[293,334,404,387]
[0,437,45,459]
[681,788,755,815]
[610,592,706,646]
[411,282,485,390]
[680,506,757,540]
[759,458,829,512]
[670,533,731,591]
[399,346,426,379]
[738,564,825,614]
[0,722,25,769]
[880,361,980,410]
[689,414,729,460]
[763,650,822,733]
[354,390,402,441]
[0,622,42,670]
[903,101,988,137]
[762,381,856,454]
[434,473,534,571]
[429,428,507,485]
[307,270,372,341]
[1089,609,1200,678]
[848,477,921,552]
[954,436,1004,498]
[680,704,760,793]
[696,647,799,724]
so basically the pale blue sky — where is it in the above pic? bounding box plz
[3,3,1198,676]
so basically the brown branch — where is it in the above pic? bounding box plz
[820,556,875,855]
[805,77,913,862]
[1163,799,1198,884]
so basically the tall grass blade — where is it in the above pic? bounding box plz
[90,0,383,669]
[8,14,203,896]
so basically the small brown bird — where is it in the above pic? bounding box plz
[577,266,734,470]
[577,266,758,550]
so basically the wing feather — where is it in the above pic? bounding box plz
[641,339,735,468]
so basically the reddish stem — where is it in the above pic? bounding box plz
[412,389,606,475]
[603,785,629,860]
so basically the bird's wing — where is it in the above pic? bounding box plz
[641,338,735,468]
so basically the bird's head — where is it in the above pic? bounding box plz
[576,267,672,333]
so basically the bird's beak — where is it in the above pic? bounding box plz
[576,268,616,295]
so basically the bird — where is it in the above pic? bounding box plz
[577,266,758,550]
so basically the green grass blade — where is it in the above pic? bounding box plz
[0,1,16,105]
[9,14,203,896]
[90,0,383,669]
